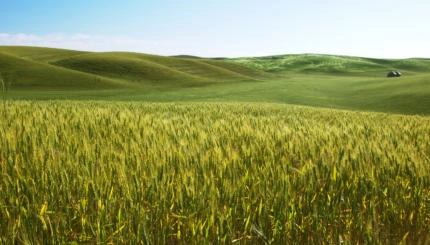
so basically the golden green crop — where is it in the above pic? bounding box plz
[1,101,429,244]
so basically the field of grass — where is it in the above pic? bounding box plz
[1,101,429,244]
[1,46,430,115]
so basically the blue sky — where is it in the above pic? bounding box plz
[1,0,429,58]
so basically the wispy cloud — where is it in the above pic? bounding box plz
[0,32,176,55]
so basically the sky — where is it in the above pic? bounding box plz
[1,0,429,58]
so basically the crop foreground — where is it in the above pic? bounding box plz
[1,101,429,244]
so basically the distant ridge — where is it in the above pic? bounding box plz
[170,55,203,59]
[230,53,430,73]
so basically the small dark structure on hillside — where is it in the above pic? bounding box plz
[387,71,402,77]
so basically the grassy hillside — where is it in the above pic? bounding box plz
[0,46,429,115]
[51,52,272,89]
[52,53,213,87]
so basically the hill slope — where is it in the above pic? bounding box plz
[0,50,126,89]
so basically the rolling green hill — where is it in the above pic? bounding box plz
[51,52,271,87]
[0,46,429,115]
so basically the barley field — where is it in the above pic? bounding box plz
[1,101,429,244]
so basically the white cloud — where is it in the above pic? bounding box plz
[71,33,92,40]
[0,33,40,43]
[0,32,177,55]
